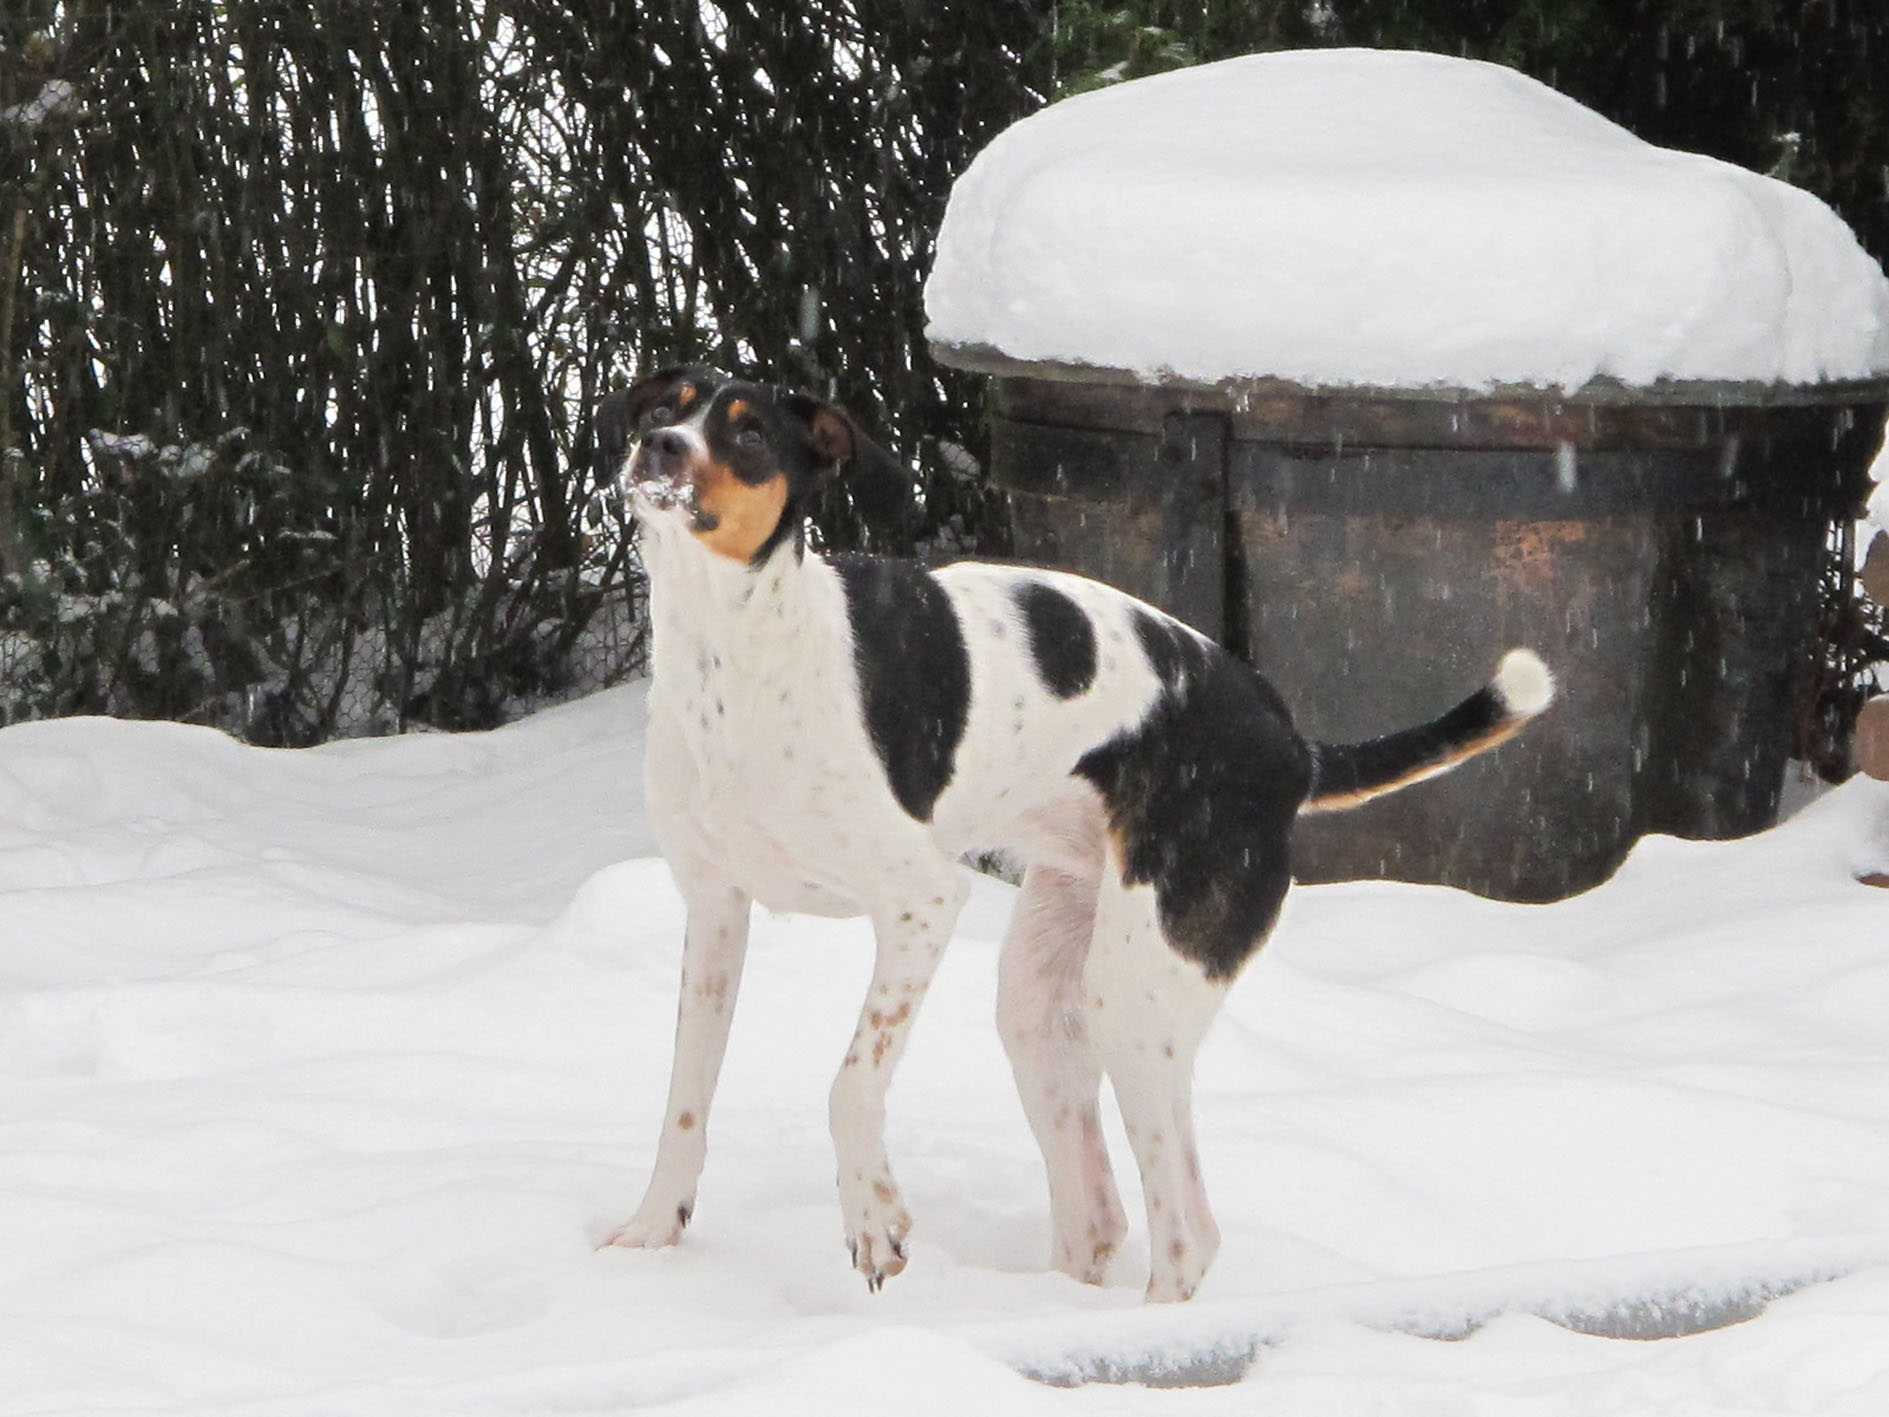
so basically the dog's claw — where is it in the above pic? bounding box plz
[847,1214,911,1292]
[603,1194,696,1250]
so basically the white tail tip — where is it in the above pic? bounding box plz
[1495,648,1554,716]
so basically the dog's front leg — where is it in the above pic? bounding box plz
[605,880,751,1249]
[829,874,969,1290]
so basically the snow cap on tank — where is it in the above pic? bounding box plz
[925,49,1889,393]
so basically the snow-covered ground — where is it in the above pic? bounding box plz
[4,686,1889,1414]
[927,48,1889,390]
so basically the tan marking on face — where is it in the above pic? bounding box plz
[724,397,749,423]
[690,459,789,562]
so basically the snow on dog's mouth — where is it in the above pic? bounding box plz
[626,452,694,514]
[630,472,691,512]
[628,454,724,534]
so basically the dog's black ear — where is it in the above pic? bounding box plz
[591,388,638,486]
[788,395,914,541]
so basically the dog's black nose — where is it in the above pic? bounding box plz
[647,429,687,456]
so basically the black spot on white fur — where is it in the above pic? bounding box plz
[833,554,970,822]
[1075,611,1310,980]
[1015,581,1098,700]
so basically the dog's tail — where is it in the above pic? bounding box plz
[1300,649,1554,814]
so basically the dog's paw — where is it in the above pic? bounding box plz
[1052,1230,1121,1287]
[600,1199,693,1251]
[845,1204,913,1291]
[1143,1232,1213,1303]
[1051,1192,1128,1287]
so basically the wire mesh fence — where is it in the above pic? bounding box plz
[0,0,1040,742]
[0,417,650,741]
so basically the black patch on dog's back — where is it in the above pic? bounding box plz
[1076,611,1311,980]
[1015,581,1097,700]
[833,555,970,822]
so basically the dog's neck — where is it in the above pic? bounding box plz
[641,518,831,679]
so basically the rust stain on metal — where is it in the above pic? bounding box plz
[1855,697,1889,783]
[1862,530,1889,608]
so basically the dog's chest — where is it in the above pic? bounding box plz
[649,603,897,909]
[661,635,849,785]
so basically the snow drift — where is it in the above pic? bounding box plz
[4,689,1889,1412]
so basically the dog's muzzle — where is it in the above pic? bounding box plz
[627,430,695,513]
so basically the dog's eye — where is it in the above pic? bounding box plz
[644,404,675,428]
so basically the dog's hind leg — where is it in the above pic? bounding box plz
[829,865,970,1290]
[1085,875,1230,1302]
[605,876,751,1249]
[997,864,1127,1285]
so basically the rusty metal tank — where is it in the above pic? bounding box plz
[935,346,1889,900]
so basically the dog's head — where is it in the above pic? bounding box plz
[599,367,909,565]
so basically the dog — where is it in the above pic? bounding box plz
[597,367,1553,1301]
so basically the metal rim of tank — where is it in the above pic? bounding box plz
[935,342,1889,465]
